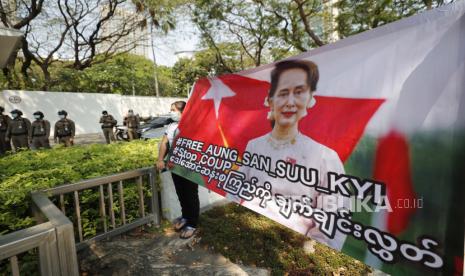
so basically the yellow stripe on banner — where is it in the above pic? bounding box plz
[217,121,242,173]
[217,122,229,148]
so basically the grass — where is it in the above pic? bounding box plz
[198,203,371,275]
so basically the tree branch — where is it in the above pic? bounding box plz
[13,0,45,29]
[293,0,324,46]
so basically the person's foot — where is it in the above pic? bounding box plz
[179,226,197,239]
[173,217,187,232]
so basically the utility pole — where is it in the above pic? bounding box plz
[150,23,160,97]
[132,79,136,96]
[131,64,136,96]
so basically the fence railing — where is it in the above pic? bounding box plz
[0,167,160,275]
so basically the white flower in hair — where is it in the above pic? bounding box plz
[267,111,274,120]
[308,97,316,108]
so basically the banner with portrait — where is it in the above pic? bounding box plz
[168,2,465,275]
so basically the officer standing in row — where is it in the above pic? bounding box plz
[123,109,140,140]
[54,110,75,147]
[0,106,12,155]
[6,109,31,150]
[30,111,51,149]
[99,110,117,144]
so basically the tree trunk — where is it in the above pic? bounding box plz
[2,67,14,88]
[41,66,51,91]
[295,0,325,47]
[150,24,160,97]
[423,0,433,10]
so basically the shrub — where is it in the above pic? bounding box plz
[0,140,158,235]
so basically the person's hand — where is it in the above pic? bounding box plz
[156,160,165,171]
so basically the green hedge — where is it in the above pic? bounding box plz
[0,140,158,235]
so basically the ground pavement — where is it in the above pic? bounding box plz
[73,133,106,145]
[78,227,270,276]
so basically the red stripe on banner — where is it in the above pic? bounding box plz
[218,74,384,161]
[217,75,272,154]
[178,78,227,195]
[454,256,463,276]
[373,130,417,235]
[179,74,385,194]
[299,96,384,162]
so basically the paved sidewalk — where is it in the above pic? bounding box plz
[73,133,107,145]
[44,133,107,147]
[79,228,270,276]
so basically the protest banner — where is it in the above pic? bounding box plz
[169,2,465,274]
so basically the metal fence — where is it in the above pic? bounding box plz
[0,167,160,275]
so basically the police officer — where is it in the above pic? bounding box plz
[54,110,75,147]
[0,106,12,155]
[123,109,140,140]
[5,109,31,151]
[30,111,51,149]
[99,110,117,144]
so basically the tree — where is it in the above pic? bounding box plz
[0,0,45,86]
[0,53,175,95]
[189,0,336,71]
[132,0,180,32]
[155,65,177,96]
[189,0,456,69]
[132,0,189,96]
[54,53,169,95]
[172,57,206,97]
[170,44,259,96]
[258,0,334,50]
[60,0,146,71]
[20,1,72,89]
[191,0,284,70]
[335,0,455,38]
[1,0,153,90]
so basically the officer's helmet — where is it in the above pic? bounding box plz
[58,110,68,116]
[11,109,23,116]
[33,111,44,119]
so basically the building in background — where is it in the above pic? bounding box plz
[98,3,151,59]
[324,0,340,42]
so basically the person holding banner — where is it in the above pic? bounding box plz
[240,60,348,249]
[156,101,200,239]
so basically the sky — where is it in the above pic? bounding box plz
[149,17,201,67]
[26,1,201,67]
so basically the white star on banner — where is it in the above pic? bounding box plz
[201,78,236,119]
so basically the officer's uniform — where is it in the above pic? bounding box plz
[31,119,51,149]
[54,118,75,147]
[6,116,31,150]
[99,114,116,144]
[0,112,12,155]
[123,115,139,140]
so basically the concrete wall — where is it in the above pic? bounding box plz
[0,90,185,134]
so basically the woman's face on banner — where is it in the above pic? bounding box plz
[270,68,312,128]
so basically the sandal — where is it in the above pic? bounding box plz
[179,226,197,239]
[173,217,187,232]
